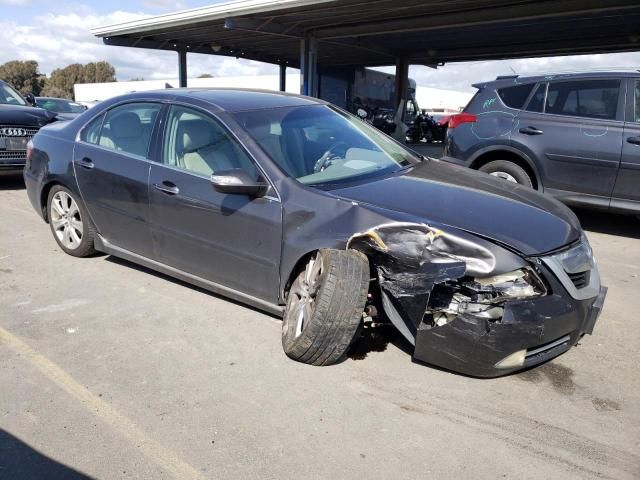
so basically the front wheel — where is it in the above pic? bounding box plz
[47,185,96,257]
[479,160,533,188]
[282,249,369,366]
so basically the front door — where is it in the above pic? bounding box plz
[611,78,640,211]
[73,102,162,256]
[514,78,624,203]
[148,105,282,302]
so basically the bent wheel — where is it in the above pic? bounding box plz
[282,249,369,366]
[47,185,96,257]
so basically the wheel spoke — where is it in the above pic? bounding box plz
[51,217,65,230]
[68,202,79,217]
[70,218,83,232]
[294,302,306,338]
[70,228,82,245]
[63,227,72,247]
[52,198,65,216]
[304,258,315,285]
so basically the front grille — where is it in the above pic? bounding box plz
[0,125,39,137]
[567,270,590,289]
[0,150,26,160]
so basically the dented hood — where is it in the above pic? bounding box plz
[0,104,58,126]
[331,160,581,256]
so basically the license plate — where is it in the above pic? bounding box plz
[6,137,27,150]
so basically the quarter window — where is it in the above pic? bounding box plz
[161,105,257,178]
[545,79,620,120]
[98,103,161,158]
[81,113,105,145]
[497,84,535,109]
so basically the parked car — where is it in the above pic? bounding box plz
[35,96,87,120]
[24,89,606,377]
[442,72,640,214]
[0,80,57,175]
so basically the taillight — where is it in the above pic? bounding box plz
[448,113,477,129]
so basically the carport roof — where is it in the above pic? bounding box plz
[92,0,640,68]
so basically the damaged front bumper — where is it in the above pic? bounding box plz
[348,223,606,377]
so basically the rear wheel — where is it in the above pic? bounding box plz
[479,160,533,188]
[47,185,96,257]
[282,249,369,366]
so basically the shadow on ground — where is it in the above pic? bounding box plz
[574,208,640,240]
[0,175,25,191]
[0,429,94,479]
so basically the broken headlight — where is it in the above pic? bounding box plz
[428,268,546,326]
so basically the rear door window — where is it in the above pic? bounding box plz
[98,103,161,158]
[497,84,535,109]
[545,79,621,120]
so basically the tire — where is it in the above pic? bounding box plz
[282,249,369,366]
[47,185,96,257]
[479,160,533,188]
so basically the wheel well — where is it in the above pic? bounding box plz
[470,150,539,190]
[40,181,64,223]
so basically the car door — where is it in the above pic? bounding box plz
[611,77,640,211]
[74,102,162,257]
[148,104,282,302]
[514,78,624,203]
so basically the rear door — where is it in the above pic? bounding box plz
[611,77,640,211]
[74,102,162,256]
[148,104,282,302]
[513,78,624,204]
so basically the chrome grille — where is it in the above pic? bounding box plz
[567,270,590,289]
[541,237,600,300]
[0,125,38,162]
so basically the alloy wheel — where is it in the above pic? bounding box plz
[50,191,83,250]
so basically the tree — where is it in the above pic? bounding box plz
[42,61,116,99]
[0,60,45,96]
[197,73,214,78]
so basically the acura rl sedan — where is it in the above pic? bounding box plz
[24,89,607,377]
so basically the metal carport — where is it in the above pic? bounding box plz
[92,0,640,108]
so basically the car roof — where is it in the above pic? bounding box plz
[473,71,640,89]
[106,88,325,113]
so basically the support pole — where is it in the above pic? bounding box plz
[178,50,188,88]
[394,56,409,118]
[300,33,318,96]
[279,63,287,92]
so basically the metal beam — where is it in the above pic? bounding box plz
[224,17,303,38]
[178,50,187,88]
[300,33,318,96]
[315,0,640,39]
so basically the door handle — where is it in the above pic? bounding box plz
[153,182,180,195]
[519,126,544,135]
[627,136,640,146]
[76,157,94,170]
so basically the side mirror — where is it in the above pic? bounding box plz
[25,93,36,106]
[210,169,268,197]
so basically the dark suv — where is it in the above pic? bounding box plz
[1,79,57,175]
[442,72,640,214]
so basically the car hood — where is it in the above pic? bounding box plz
[331,160,582,256]
[0,104,58,126]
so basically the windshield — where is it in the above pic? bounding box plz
[0,83,27,106]
[234,105,418,187]
[37,98,85,113]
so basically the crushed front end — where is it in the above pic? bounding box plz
[348,223,606,377]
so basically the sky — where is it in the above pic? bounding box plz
[2,0,640,93]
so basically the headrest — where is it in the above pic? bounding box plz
[110,112,142,139]
[244,114,271,138]
[182,120,215,153]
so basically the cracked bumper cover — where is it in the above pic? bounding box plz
[413,270,607,377]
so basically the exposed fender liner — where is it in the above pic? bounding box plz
[347,222,496,344]
[469,145,542,191]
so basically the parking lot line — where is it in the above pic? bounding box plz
[0,325,207,480]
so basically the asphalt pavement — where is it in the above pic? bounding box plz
[1,175,639,479]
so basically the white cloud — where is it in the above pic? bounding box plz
[0,0,31,5]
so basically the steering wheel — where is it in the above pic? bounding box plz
[313,142,348,173]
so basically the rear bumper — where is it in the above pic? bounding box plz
[412,276,607,378]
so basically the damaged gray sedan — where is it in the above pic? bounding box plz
[24,89,606,377]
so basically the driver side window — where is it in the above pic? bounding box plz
[162,105,257,178]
